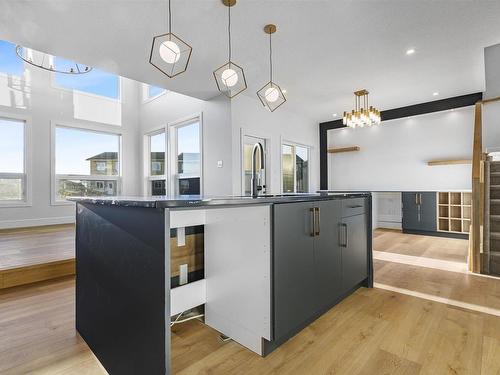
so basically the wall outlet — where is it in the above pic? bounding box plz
[179,264,188,285]
[217,160,223,168]
[177,227,186,247]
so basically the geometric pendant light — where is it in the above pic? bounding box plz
[149,0,192,78]
[257,24,286,112]
[213,0,247,99]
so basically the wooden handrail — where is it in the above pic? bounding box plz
[477,96,500,105]
[468,96,500,273]
[470,102,483,273]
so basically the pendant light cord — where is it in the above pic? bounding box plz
[228,3,232,62]
[269,32,273,82]
[168,0,172,34]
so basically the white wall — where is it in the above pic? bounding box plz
[0,67,141,229]
[230,95,319,195]
[139,90,233,196]
[328,106,474,191]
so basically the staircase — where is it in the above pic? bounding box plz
[486,161,500,275]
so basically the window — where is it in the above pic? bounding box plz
[145,117,202,196]
[0,118,27,202]
[147,130,166,196]
[54,57,120,99]
[173,121,201,195]
[54,126,121,202]
[282,143,310,193]
[242,135,267,196]
[0,40,24,77]
[148,85,166,99]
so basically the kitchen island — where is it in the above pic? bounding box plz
[70,193,372,375]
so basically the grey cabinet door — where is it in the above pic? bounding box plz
[273,202,316,340]
[402,192,420,230]
[419,192,437,232]
[313,200,342,312]
[341,214,368,293]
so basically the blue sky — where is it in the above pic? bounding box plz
[0,118,24,173]
[56,127,119,175]
[0,39,119,99]
[0,40,24,76]
[54,57,120,99]
[148,85,165,98]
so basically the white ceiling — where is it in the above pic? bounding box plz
[1,0,500,122]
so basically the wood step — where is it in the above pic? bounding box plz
[491,199,500,204]
[491,185,500,189]
[491,172,500,176]
[490,215,500,221]
[0,259,75,290]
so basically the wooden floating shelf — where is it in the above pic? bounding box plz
[328,146,360,154]
[427,159,472,166]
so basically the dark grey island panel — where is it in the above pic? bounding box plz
[75,203,169,375]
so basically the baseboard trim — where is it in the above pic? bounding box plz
[0,216,75,230]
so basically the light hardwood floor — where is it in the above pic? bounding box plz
[1,277,500,374]
[0,224,75,270]
[373,229,468,263]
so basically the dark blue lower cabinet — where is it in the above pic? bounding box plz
[340,213,368,293]
[402,192,437,233]
[268,197,371,354]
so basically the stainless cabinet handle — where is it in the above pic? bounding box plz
[348,205,363,208]
[415,193,418,205]
[310,208,316,237]
[315,207,320,236]
[419,193,423,205]
[340,223,348,247]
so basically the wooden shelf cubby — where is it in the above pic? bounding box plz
[436,192,472,234]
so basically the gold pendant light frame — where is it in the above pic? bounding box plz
[257,24,286,112]
[213,0,247,99]
[149,0,193,78]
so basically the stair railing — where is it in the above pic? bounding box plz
[470,96,500,273]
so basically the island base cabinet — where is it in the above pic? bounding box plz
[271,198,370,352]
[273,201,316,341]
[340,214,368,293]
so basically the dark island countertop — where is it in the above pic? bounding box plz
[67,192,371,209]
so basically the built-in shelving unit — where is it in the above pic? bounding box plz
[437,192,471,234]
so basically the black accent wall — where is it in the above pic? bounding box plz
[319,92,483,190]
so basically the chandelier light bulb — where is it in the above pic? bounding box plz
[159,40,181,64]
[221,68,239,87]
[264,87,280,103]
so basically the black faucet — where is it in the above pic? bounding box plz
[251,142,265,198]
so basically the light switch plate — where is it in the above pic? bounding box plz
[217,160,223,168]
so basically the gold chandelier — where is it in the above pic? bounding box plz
[343,89,381,128]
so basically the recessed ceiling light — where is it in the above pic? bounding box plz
[433,92,439,96]
[406,48,415,55]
